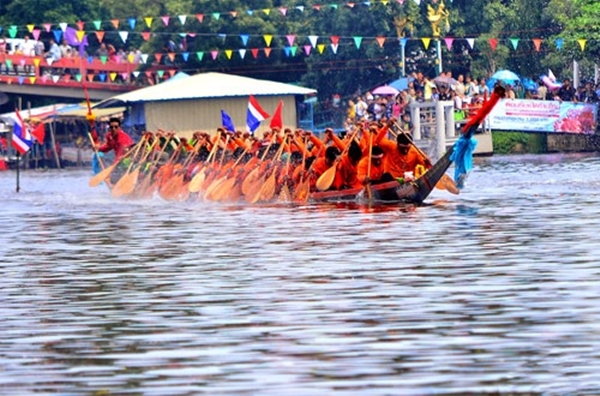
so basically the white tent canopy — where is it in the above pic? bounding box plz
[96,72,317,108]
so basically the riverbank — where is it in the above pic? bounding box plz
[493,131,600,154]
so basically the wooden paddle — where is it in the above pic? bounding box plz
[277,140,294,202]
[247,137,286,204]
[88,137,144,188]
[315,127,360,191]
[112,136,149,197]
[365,129,374,202]
[131,134,174,198]
[210,147,250,202]
[188,137,220,193]
[241,137,275,197]
[392,122,459,195]
[112,137,158,198]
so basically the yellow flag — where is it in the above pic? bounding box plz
[381,0,389,4]
[27,24,35,33]
[128,53,134,63]
[578,38,586,51]
[317,44,325,54]
[29,77,36,84]
[225,50,233,59]
[263,34,273,47]
[109,72,117,81]
[144,17,153,28]
[76,30,85,42]
[33,58,40,67]
[422,37,431,50]
[263,9,271,15]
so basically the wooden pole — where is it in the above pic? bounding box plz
[15,152,20,192]
[49,122,61,169]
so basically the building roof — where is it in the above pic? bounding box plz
[96,72,317,108]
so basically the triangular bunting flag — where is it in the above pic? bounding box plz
[578,38,586,51]
[95,31,105,43]
[178,15,187,25]
[225,49,233,59]
[43,23,52,32]
[110,19,119,29]
[211,50,219,60]
[87,74,94,82]
[5,59,12,69]
[196,51,204,61]
[251,48,259,58]
[168,70,175,77]
[128,53,134,63]
[141,31,150,41]
[63,74,71,82]
[161,16,170,26]
[263,9,271,16]
[26,24,35,33]
[353,36,363,49]
[109,72,117,82]
[510,38,519,50]
[399,38,407,47]
[303,45,311,55]
[555,38,563,50]
[264,48,272,57]
[290,46,298,56]
[489,38,498,51]
[8,26,17,38]
[158,70,166,79]
[317,44,325,54]
[140,53,148,63]
[212,13,220,20]
[286,34,296,46]
[331,44,338,54]
[18,76,24,85]
[330,4,338,9]
[284,47,291,57]
[76,30,85,43]
[87,55,94,64]
[32,29,41,41]
[466,38,475,49]
[33,58,40,67]
[279,7,288,15]
[52,75,59,83]
[308,35,318,48]
[296,5,305,12]
[93,21,101,30]
[313,5,322,11]
[98,73,106,82]
[144,17,153,28]
[444,37,454,51]
[532,38,542,52]
[182,52,189,62]
[239,49,246,59]
[422,37,431,50]
[145,71,152,79]
[75,74,81,82]
[246,10,254,15]
[59,22,68,32]
[196,14,204,23]
[376,36,385,48]
[128,18,136,30]
[347,2,355,8]
[53,29,62,43]
[263,34,273,46]
[100,55,107,64]
[230,11,238,18]
[133,71,140,78]
[167,52,175,62]
[121,72,129,80]
[330,36,340,45]
[240,34,249,46]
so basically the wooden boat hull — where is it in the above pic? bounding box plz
[310,144,454,205]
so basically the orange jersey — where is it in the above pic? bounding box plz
[378,139,429,178]
[334,155,361,190]
[357,156,385,184]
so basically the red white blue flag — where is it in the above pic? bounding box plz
[11,109,32,155]
[246,95,270,134]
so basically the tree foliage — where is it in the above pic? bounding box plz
[0,0,596,100]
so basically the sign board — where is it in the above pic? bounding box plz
[488,99,596,134]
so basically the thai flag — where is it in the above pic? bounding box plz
[11,109,32,155]
[246,95,270,134]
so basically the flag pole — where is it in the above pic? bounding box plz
[16,152,20,193]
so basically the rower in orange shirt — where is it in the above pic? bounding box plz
[357,146,392,185]
[374,121,430,179]
[332,140,363,190]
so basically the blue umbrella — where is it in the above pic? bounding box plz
[491,69,520,82]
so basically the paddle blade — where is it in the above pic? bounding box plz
[112,172,136,198]
[89,162,116,187]
[315,165,336,191]
[294,178,310,203]
[277,184,292,203]
[213,177,237,202]
[259,173,277,202]
[241,168,260,196]
[188,169,206,192]
[435,173,460,195]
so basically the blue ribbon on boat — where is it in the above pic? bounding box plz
[92,152,105,175]
[449,133,477,189]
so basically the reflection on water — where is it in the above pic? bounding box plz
[2,153,600,395]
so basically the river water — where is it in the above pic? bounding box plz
[1,153,600,395]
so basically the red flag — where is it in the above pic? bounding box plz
[269,100,283,129]
[31,122,45,145]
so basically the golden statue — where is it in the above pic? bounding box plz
[393,16,414,38]
[426,0,450,37]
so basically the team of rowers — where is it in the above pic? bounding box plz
[92,116,435,203]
